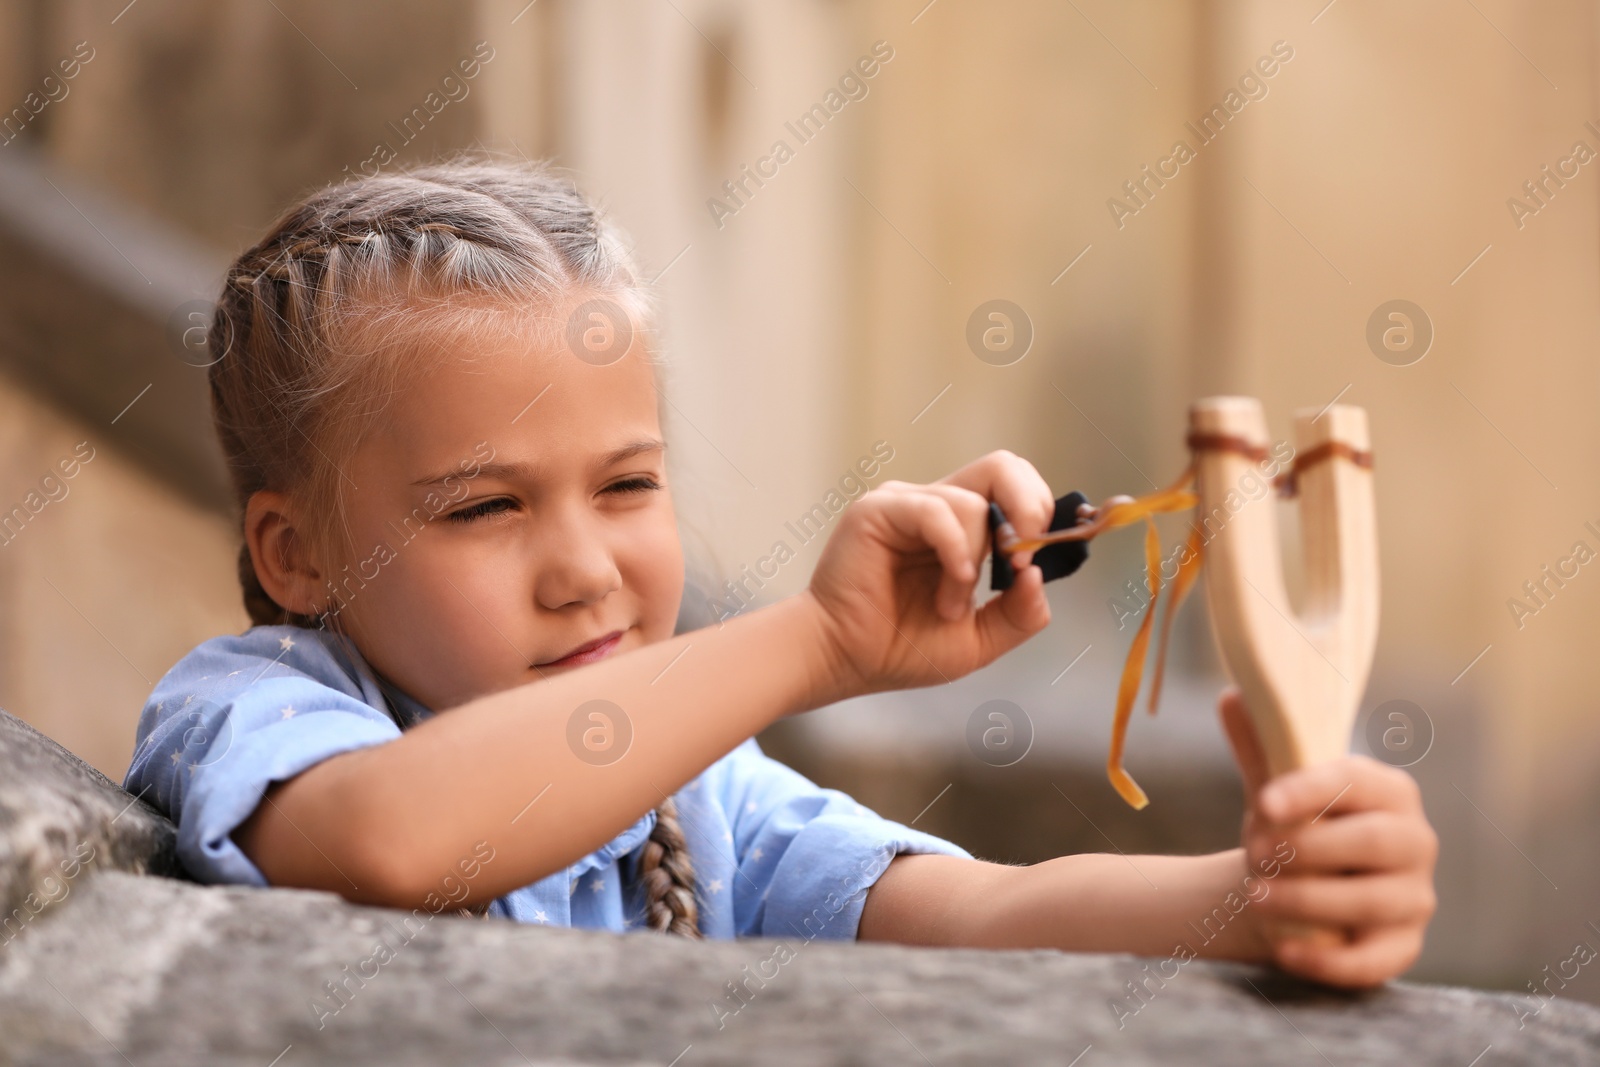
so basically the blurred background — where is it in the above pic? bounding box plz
[0,0,1595,1007]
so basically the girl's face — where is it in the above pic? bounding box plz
[319,301,684,712]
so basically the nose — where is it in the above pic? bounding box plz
[532,502,623,610]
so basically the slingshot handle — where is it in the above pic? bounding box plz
[1189,396,1381,954]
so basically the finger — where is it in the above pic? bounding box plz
[1248,811,1438,876]
[914,482,995,554]
[1273,924,1425,989]
[973,561,1051,661]
[1255,872,1437,928]
[935,450,1055,567]
[871,489,979,620]
[1258,755,1424,826]
[904,483,996,616]
[1217,687,1271,802]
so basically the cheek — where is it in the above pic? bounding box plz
[620,512,684,639]
[402,546,527,648]
[340,539,527,701]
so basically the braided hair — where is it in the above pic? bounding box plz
[208,151,700,937]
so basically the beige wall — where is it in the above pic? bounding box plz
[0,373,245,777]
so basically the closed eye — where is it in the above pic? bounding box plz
[444,478,662,524]
[606,476,663,495]
[444,497,518,524]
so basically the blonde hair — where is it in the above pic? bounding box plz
[208,151,701,936]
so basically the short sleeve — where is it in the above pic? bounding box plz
[123,626,408,888]
[703,737,973,941]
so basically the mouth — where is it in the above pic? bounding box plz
[534,629,626,669]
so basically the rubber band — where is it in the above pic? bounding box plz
[992,430,1372,809]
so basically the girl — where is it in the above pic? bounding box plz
[125,154,1435,987]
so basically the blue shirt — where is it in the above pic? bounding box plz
[123,624,972,939]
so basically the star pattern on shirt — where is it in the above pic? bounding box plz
[280,706,297,720]
[533,909,548,923]
[169,751,181,766]
[723,829,733,845]
[706,878,724,894]
[589,875,605,893]
[279,635,295,652]
[751,847,764,862]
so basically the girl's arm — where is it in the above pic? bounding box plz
[858,697,1439,990]
[238,592,841,906]
[237,451,1060,909]
[857,849,1266,958]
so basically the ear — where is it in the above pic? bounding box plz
[245,489,328,617]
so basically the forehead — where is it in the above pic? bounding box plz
[362,301,662,478]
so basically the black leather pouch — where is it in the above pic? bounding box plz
[988,490,1091,591]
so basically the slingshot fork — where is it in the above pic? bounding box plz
[1188,396,1380,780]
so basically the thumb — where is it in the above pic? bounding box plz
[1218,686,1271,804]
[974,563,1050,663]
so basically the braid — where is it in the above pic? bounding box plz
[638,795,701,937]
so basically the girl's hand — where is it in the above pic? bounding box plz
[1219,688,1439,988]
[805,450,1055,701]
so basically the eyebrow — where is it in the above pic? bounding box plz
[409,437,665,488]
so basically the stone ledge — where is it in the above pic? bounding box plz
[3,709,1597,1064]
[1,869,1595,1065]
[0,709,183,923]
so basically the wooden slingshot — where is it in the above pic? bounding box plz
[1188,396,1380,781]
[992,395,1379,808]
